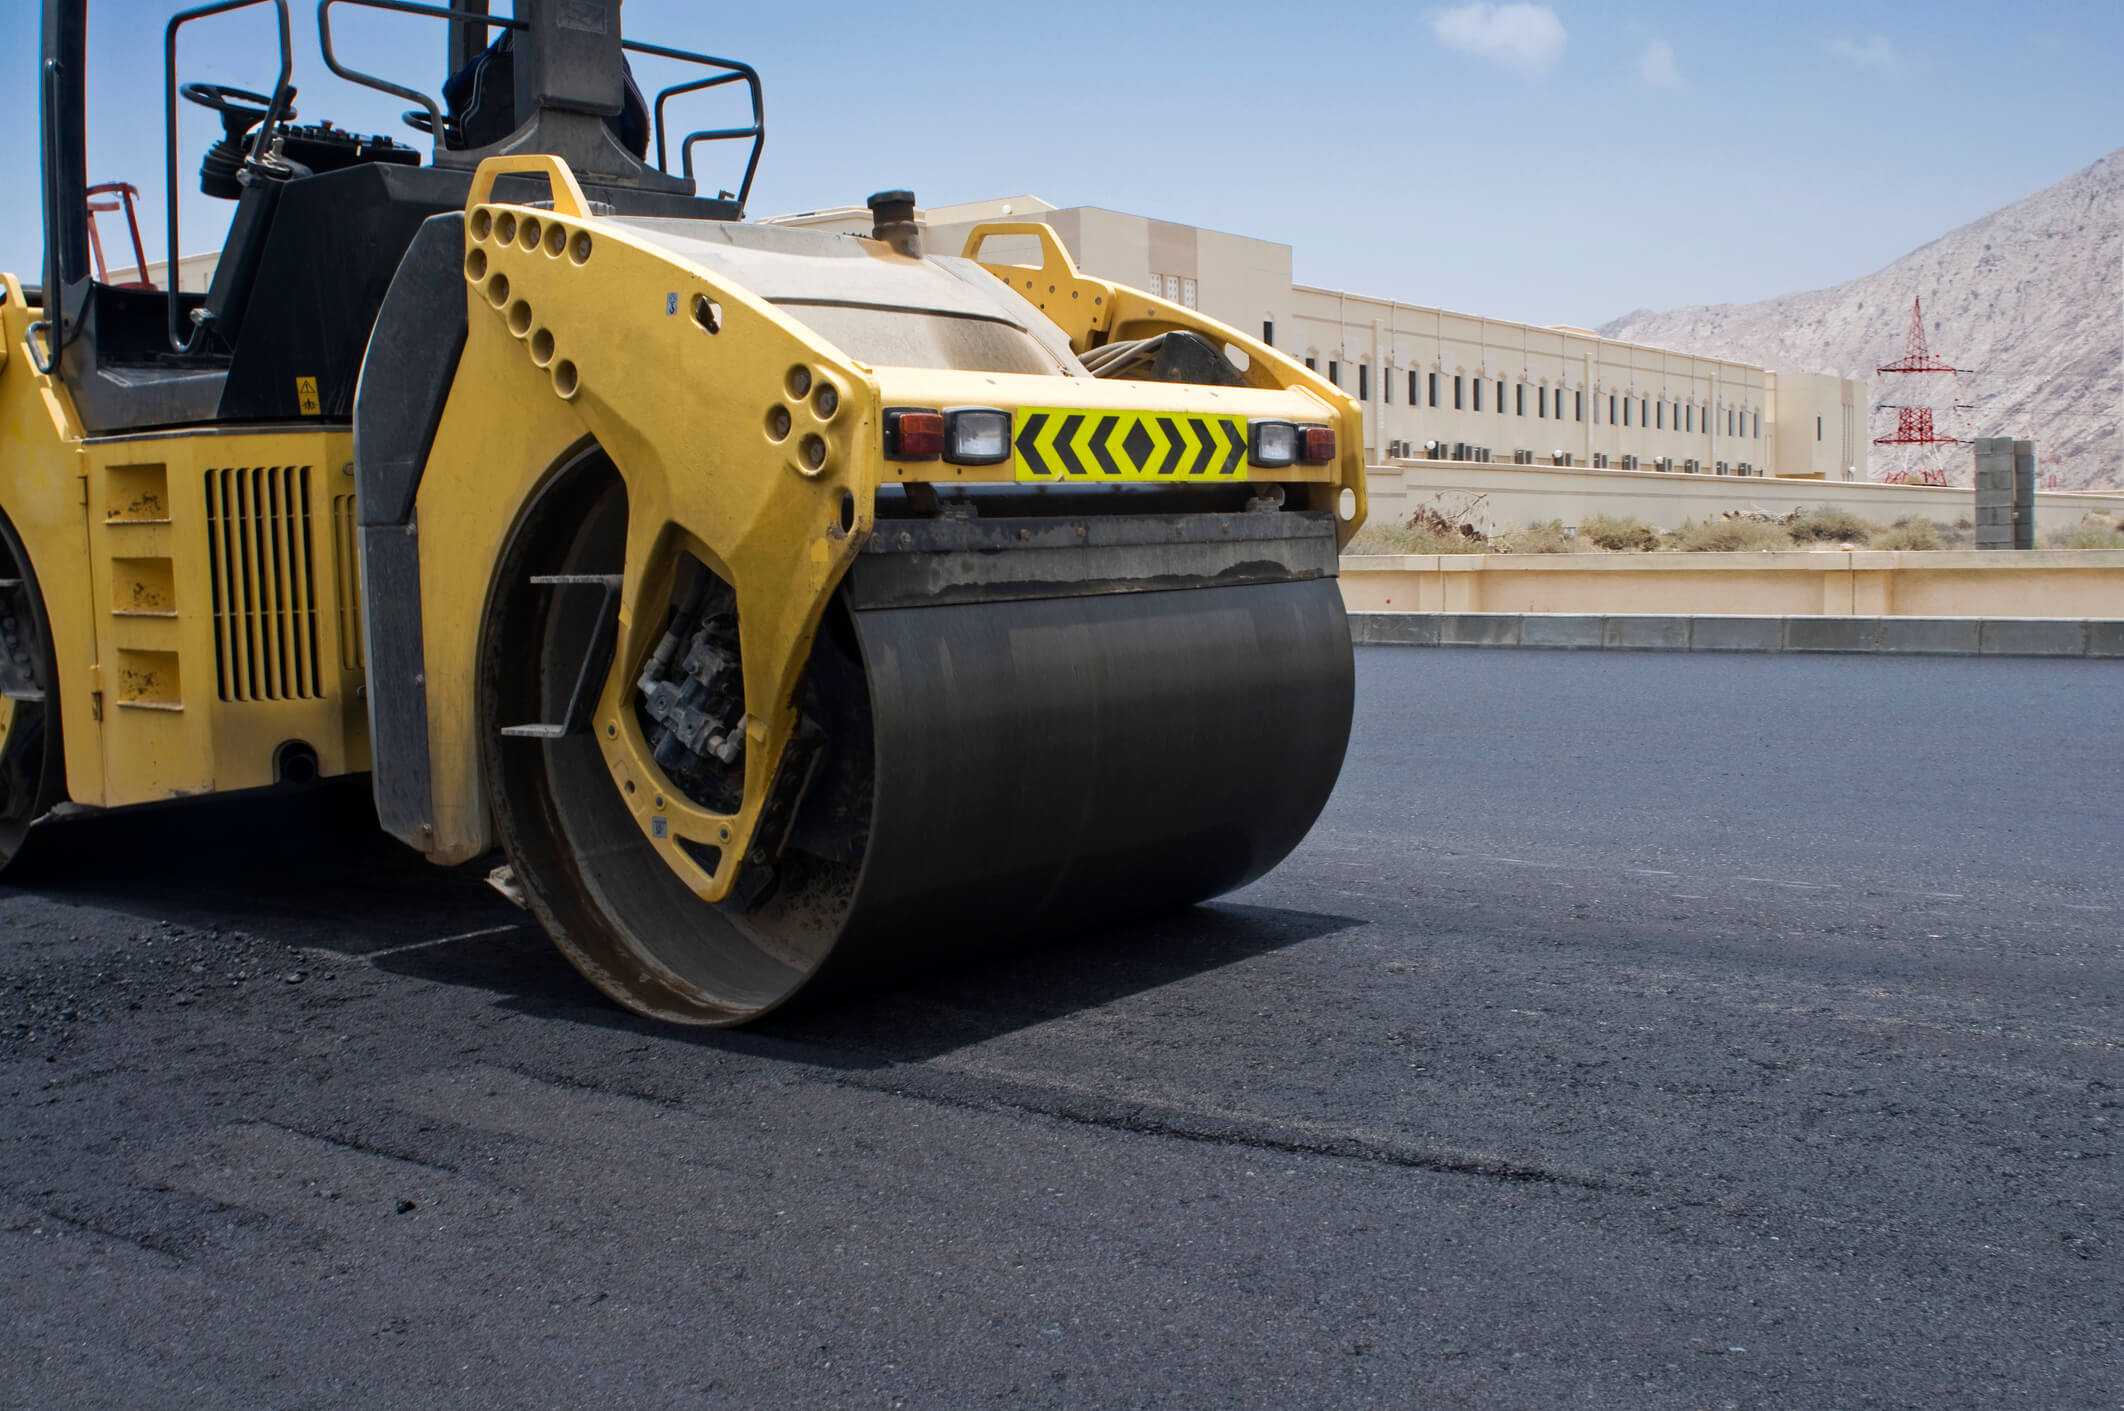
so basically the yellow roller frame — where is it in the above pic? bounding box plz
[959,221,1368,545]
[417,161,1366,897]
[420,156,879,902]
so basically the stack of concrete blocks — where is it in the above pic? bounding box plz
[2013,441,2036,550]
[1973,438,2036,551]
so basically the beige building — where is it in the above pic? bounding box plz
[772,195,1871,482]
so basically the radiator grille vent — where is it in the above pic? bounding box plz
[204,466,322,702]
[331,493,364,673]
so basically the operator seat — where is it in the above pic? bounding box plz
[444,29,651,158]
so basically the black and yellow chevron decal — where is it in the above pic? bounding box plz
[1012,409,1249,482]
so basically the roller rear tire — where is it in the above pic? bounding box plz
[0,511,66,874]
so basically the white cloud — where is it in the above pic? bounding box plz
[1428,4,1567,80]
[1828,36,1902,72]
[1637,38,1682,89]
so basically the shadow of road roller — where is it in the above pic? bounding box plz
[483,469,1355,1026]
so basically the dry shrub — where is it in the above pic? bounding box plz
[1344,506,1492,555]
[1579,513,1661,552]
[1872,517,1943,551]
[1785,507,1874,544]
[1496,520,1575,554]
[2044,515,2124,550]
[1669,517,1791,552]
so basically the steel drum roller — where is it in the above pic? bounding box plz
[485,484,1354,1025]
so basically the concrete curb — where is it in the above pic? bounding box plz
[1349,613,2124,660]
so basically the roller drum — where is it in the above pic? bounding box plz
[832,577,1351,976]
[487,491,1354,1024]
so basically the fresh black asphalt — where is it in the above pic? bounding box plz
[3,648,2119,1409]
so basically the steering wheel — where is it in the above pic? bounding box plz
[180,83,291,129]
[185,83,297,200]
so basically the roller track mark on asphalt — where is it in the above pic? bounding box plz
[11,1205,188,1267]
[309,923,531,965]
[1308,831,2119,915]
[1313,885,1409,907]
[246,1117,463,1176]
[500,1062,687,1112]
[825,1064,1628,1194]
[1833,1013,2123,1047]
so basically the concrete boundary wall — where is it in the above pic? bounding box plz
[1340,549,2124,619]
[1352,613,2124,660]
[1364,459,2124,536]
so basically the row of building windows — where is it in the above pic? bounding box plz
[1605,393,1759,437]
[1298,359,1763,437]
[1151,273,1199,309]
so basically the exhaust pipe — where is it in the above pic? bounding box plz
[867,189,921,258]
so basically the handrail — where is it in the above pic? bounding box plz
[962,222,1082,275]
[465,154,591,219]
[680,126,764,199]
[635,46,764,204]
[315,0,764,206]
[317,0,525,156]
[650,71,744,172]
[164,0,294,355]
[25,322,57,377]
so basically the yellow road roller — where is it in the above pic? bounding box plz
[0,0,1364,1024]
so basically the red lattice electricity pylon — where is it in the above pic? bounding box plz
[1878,297,1964,375]
[1872,297,1968,485]
[1877,406,1947,444]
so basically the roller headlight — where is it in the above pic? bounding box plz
[1249,420,1298,468]
[944,408,1012,466]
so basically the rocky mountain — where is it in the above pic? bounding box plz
[1601,149,2121,490]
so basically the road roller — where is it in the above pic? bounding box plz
[0,0,1365,1024]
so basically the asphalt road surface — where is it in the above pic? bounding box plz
[4,648,2119,1409]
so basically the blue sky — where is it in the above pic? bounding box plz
[3,0,2119,328]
